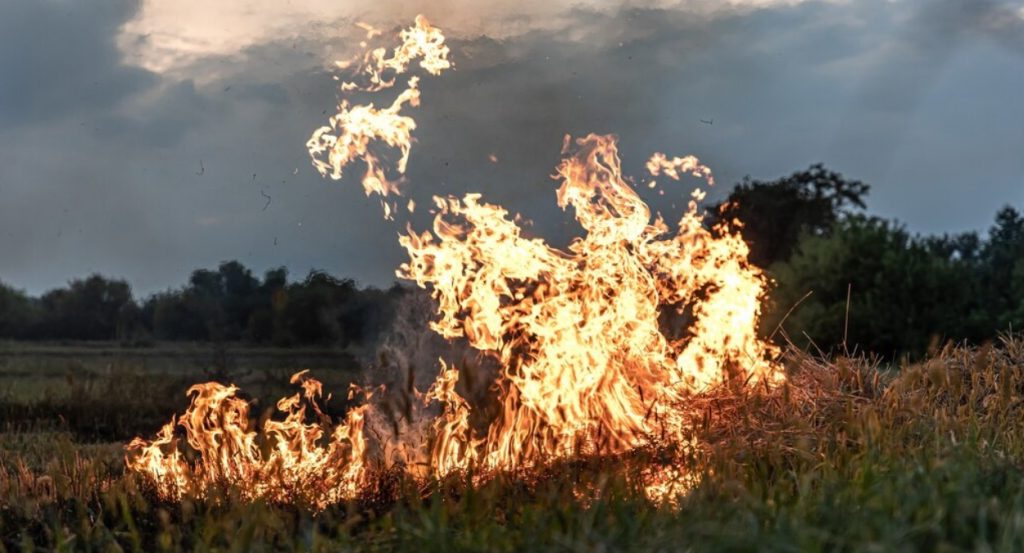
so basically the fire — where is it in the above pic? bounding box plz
[127,15,782,509]
[126,371,366,509]
[398,133,780,476]
[306,15,450,219]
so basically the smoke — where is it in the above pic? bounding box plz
[358,288,501,468]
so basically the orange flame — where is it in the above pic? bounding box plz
[306,15,451,218]
[646,152,715,186]
[398,134,780,477]
[128,16,782,508]
[125,371,366,509]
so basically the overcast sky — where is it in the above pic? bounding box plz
[1,0,1022,296]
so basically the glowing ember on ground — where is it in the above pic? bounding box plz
[127,15,783,509]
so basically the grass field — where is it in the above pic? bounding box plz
[2,338,1024,551]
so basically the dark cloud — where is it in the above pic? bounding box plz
[844,0,1022,115]
[95,80,215,148]
[0,0,1021,296]
[828,0,1024,226]
[0,0,154,128]
[235,83,290,106]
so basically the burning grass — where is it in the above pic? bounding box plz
[5,15,1022,551]
[4,338,1024,550]
[126,17,793,509]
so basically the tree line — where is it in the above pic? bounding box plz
[0,166,1021,357]
[0,263,406,347]
[711,164,1024,359]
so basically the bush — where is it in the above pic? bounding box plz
[767,210,1024,359]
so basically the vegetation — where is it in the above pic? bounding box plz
[768,206,1024,359]
[709,163,871,268]
[711,167,1024,359]
[2,167,1018,361]
[2,338,1024,550]
[0,264,407,347]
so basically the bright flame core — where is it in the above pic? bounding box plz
[399,133,781,476]
[127,16,782,509]
[126,371,367,507]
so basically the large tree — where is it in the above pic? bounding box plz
[36,275,135,340]
[710,164,870,268]
[0,282,37,339]
[979,207,1024,330]
[765,210,1024,359]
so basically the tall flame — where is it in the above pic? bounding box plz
[398,133,780,475]
[306,15,451,219]
[127,15,783,509]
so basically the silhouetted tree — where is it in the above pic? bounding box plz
[710,164,870,267]
[216,261,260,339]
[766,211,1020,359]
[145,291,206,340]
[980,207,1024,330]
[247,267,288,343]
[338,283,408,347]
[0,282,37,339]
[35,275,135,340]
[277,271,357,345]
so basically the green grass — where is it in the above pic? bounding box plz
[2,339,1024,551]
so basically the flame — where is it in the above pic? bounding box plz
[398,133,780,477]
[645,152,715,186]
[306,15,451,218]
[127,16,783,509]
[125,371,366,509]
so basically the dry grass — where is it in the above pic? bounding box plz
[1,338,1024,551]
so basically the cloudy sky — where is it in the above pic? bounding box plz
[1,0,1022,296]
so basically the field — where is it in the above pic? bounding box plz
[2,338,1024,551]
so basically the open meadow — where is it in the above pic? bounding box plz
[3,338,1024,551]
